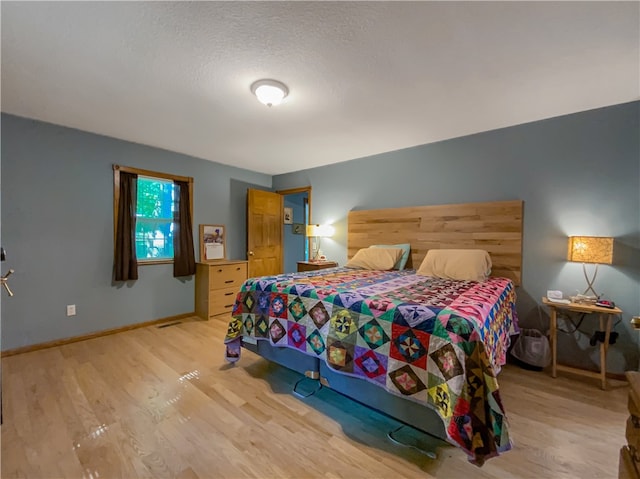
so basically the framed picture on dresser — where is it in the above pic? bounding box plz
[199,224,226,262]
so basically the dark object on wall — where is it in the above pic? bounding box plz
[284,207,293,224]
[292,223,305,235]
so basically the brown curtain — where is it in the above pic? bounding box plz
[173,180,196,277]
[114,172,138,281]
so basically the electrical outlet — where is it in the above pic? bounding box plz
[66,304,76,316]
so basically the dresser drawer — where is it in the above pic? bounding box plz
[195,261,248,320]
[209,287,238,316]
[209,263,247,290]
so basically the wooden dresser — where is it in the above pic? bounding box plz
[195,260,247,320]
[621,371,640,478]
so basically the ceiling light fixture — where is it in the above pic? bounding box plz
[251,79,289,107]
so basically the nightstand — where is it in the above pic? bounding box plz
[297,260,338,272]
[542,297,622,389]
[620,371,640,478]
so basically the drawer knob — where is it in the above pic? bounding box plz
[225,280,233,284]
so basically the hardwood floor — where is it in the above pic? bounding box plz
[1,316,628,478]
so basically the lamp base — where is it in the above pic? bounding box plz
[581,263,600,299]
[310,237,322,262]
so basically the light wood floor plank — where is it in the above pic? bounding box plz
[1,316,628,478]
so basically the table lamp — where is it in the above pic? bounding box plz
[306,224,335,261]
[567,236,613,298]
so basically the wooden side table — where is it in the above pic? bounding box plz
[621,371,640,478]
[297,260,338,272]
[542,297,622,389]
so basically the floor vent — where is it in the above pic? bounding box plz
[157,321,182,329]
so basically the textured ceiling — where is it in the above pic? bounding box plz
[2,2,638,175]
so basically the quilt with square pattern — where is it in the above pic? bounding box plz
[224,267,518,465]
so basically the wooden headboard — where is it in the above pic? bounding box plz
[347,200,523,285]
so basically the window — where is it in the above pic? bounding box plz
[113,165,194,278]
[135,176,176,260]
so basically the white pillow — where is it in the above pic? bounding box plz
[417,249,492,282]
[370,243,411,270]
[345,247,404,270]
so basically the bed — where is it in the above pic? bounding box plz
[225,200,523,466]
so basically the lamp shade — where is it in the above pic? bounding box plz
[567,236,613,264]
[306,224,334,237]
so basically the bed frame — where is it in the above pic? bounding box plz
[348,199,523,285]
[241,199,524,455]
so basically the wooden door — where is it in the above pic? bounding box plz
[247,189,283,278]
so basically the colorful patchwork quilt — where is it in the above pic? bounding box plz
[224,267,519,465]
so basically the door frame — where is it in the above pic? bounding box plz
[276,186,312,264]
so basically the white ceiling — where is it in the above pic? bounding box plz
[2,2,638,175]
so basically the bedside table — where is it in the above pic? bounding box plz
[620,371,640,478]
[542,297,622,389]
[297,260,338,272]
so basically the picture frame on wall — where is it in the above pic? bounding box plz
[292,223,305,235]
[284,207,293,224]
[199,224,226,262]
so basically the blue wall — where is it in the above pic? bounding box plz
[273,102,640,373]
[1,114,271,350]
[3,103,639,373]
